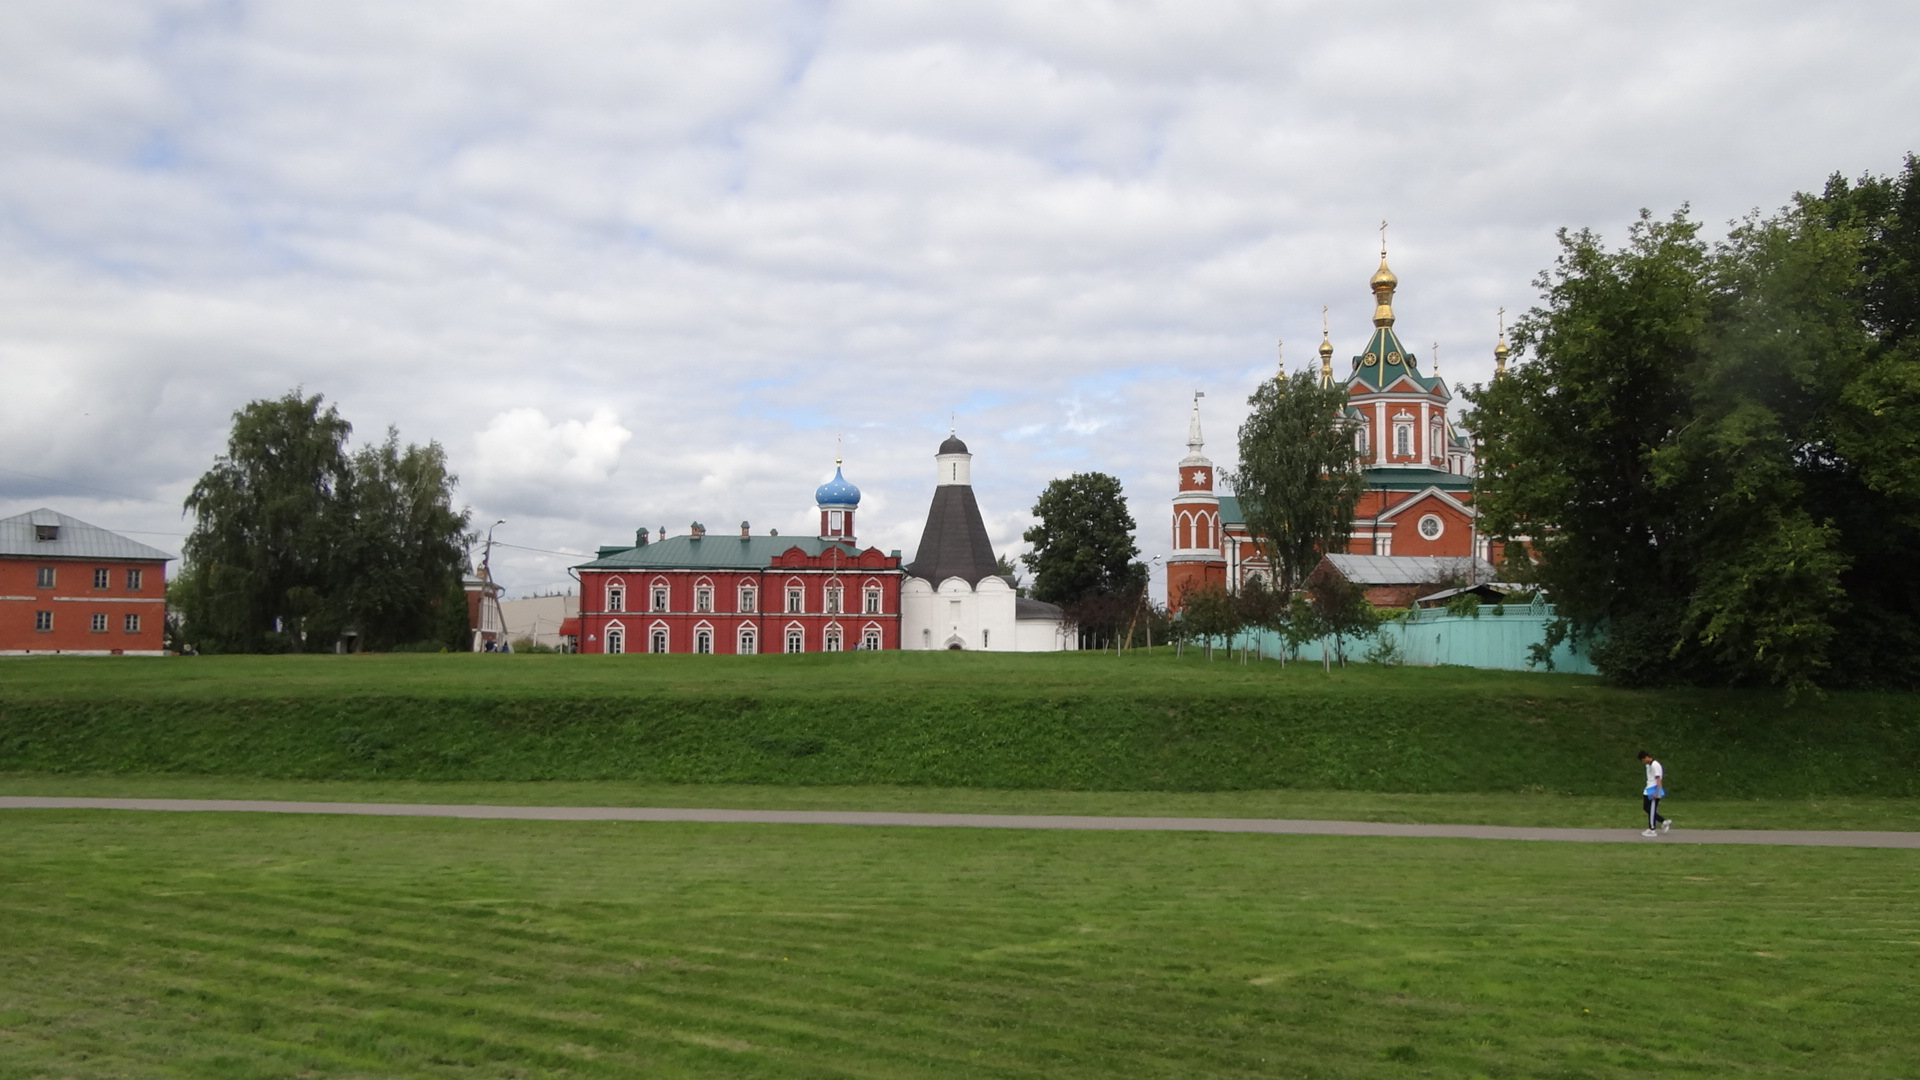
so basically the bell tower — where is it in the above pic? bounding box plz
[1167,392,1227,613]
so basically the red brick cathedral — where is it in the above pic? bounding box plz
[1168,245,1505,610]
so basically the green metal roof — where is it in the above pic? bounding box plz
[1218,495,1243,527]
[574,534,862,571]
[1348,326,1444,394]
[1361,466,1474,492]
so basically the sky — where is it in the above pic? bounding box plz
[3,1,1916,602]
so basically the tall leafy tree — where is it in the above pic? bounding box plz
[179,391,471,652]
[1021,472,1147,606]
[1466,156,1920,691]
[1227,370,1365,595]
[180,391,354,651]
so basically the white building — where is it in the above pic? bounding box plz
[899,433,1076,652]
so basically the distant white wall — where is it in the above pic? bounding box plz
[500,594,578,649]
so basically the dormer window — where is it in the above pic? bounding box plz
[34,524,58,542]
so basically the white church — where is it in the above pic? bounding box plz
[899,433,1077,651]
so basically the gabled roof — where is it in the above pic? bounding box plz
[1348,326,1444,394]
[575,534,863,571]
[0,508,173,561]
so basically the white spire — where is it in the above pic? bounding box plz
[1181,391,1212,467]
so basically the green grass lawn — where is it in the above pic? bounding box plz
[4,652,1918,799]
[2,810,1915,1079]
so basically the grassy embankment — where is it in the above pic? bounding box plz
[3,809,1916,1079]
[3,651,1918,827]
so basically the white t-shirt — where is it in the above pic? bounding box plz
[1644,759,1664,792]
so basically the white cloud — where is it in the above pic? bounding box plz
[0,0,1915,597]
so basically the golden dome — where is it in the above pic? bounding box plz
[1318,333,1334,358]
[1370,257,1398,289]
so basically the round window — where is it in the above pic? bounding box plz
[1417,514,1444,540]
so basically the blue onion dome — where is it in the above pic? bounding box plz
[815,465,861,507]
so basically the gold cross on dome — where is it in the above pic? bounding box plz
[1380,219,1389,255]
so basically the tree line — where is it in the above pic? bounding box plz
[1467,155,1920,692]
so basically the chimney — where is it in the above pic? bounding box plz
[690,522,706,540]
[635,527,649,547]
[740,520,751,539]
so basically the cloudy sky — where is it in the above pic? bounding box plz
[4,1,1916,600]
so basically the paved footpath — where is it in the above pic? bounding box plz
[4,797,1917,848]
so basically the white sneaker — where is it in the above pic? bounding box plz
[1642,829,1658,837]
[1660,820,1672,833]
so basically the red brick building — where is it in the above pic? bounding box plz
[572,463,904,655]
[1168,247,1504,611]
[1,508,172,655]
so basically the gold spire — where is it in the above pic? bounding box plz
[1432,341,1439,377]
[1371,220,1397,327]
[1276,338,1284,376]
[1494,307,1510,378]
[1318,304,1334,386]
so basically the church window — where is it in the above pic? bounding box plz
[828,510,844,533]
[982,629,990,648]
[695,586,712,613]
[786,628,804,653]
[606,628,624,654]
[1430,420,1443,458]
[863,628,882,650]
[1395,423,1412,457]
[825,627,842,652]
[738,627,757,654]
[695,629,712,654]
[651,628,669,653]
[951,463,958,481]
[864,587,882,614]
[949,600,962,624]
[1356,419,1370,455]
[921,628,931,648]
[739,585,757,612]
[825,586,842,614]
[652,586,668,612]
[786,587,804,613]
[1418,514,1444,541]
[607,586,624,612]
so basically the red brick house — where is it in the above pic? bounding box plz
[572,463,904,655]
[1,508,172,655]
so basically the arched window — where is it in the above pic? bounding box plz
[738,627,757,654]
[824,627,842,652]
[1356,419,1370,454]
[825,585,843,614]
[651,584,669,612]
[695,629,712,654]
[606,585,624,612]
[922,628,931,648]
[651,628,668,654]
[982,628,990,648]
[786,627,804,653]
[739,585,757,612]
[863,627,882,651]
[864,586,882,614]
[786,586,804,613]
[695,585,712,613]
[1395,423,1412,457]
[606,627,624,654]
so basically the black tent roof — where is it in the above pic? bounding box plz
[906,483,1004,587]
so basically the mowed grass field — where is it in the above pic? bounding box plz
[3,809,1916,1079]
[5,652,1919,802]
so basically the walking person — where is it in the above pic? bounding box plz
[1638,750,1670,837]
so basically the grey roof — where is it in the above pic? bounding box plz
[1324,553,1494,586]
[0,508,173,562]
[575,534,866,571]
[938,435,969,454]
[1014,597,1065,621]
[906,484,1004,587]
